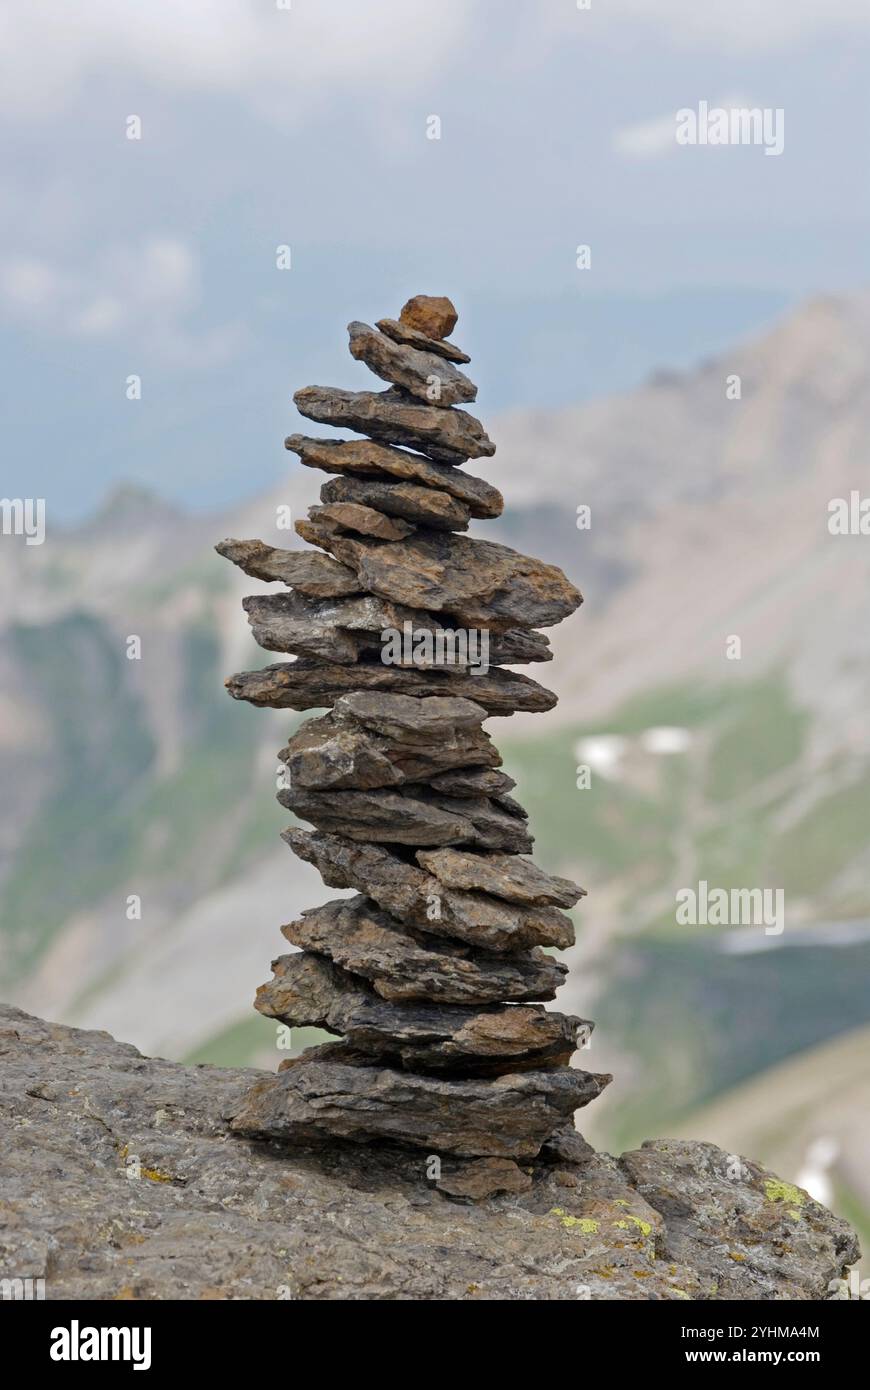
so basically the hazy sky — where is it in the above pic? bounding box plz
[2,0,868,518]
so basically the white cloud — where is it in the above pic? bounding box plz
[613,111,680,161]
[0,257,60,312]
[548,0,870,52]
[618,0,870,49]
[613,94,752,160]
[0,0,471,119]
[0,235,245,367]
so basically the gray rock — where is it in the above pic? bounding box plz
[230,1054,607,1159]
[281,895,568,1004]
[424,767,516,798]
[277,785,534,852]
[294,385,495,464]
[348,321,477,406]
[293,521,582,632]
[242,591,547,671]
[286,434,503,519]
[225,658,557,717]
[216,538,361,596]
[376,317,470,363]
[308,501,414,541]
[320,475,471,531]
[280,694,498,790]
[435,1157,533,1200]
[254,952,587,1074]
[242,591,432,664]
[1,1007,856,1300]
[416,848,585,909]
[284,829,575,952]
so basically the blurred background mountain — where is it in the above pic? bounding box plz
[2,292,869,1253]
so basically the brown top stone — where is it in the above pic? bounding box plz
[399,294,458,341]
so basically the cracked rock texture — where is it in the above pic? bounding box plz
[0,1007,858,1301]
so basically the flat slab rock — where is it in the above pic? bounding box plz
[231,1053,607,1158]
[417,848,584,909]
[376,317,470,364]
[308,501,414,541]
[348,321,477,407]
[254,952,586,1074]
[281,895,568,1004]
[281,693,498,791]
[320,474,471,531]
[0,1008,857,1300]
[286,434,503,519]
[242,590,432,665]
[295,521,582,632]
[226,658,557,717]
[285,828,575,953]
[277,784,533,852]
[242,591,549,670]
[294,385,495,465]
[216,538,361,597]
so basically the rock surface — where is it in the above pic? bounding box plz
[226,658,558,715]
[279,693,498,790]
[293,386,495,464]
[399,293,459,341]
[216,538,361,596]
[320,474,472,531]
[284,828,576,952]
[232,1054,607,1157]
[376,316,470,363]
[291,523,583,631]
[280,895,568,1003]
[286,433,503,518]
[253,952,588,1074]
[0,1007,858,1301]
[348,321,477,406]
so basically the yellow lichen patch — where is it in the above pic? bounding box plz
[632,1269,652,1278]
[613,1198,630,1207]
[670,1287,690,1300]
[764,1179,805,1207]
[787,1208,802,1220]
[548,1207,600,1233]
[113,1287,136,1300]
[728,1251,746,1263]
[615,1215,653,1238]
[140,1166,175,1183]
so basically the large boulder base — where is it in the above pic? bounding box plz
[0,1007,858,1301]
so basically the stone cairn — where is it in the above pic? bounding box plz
[221,295,611,1199]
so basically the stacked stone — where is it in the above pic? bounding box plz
[221,295,611,1198]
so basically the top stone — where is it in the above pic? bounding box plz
[400,295,458,341]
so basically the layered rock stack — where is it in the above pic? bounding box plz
[221,294,611,1198]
